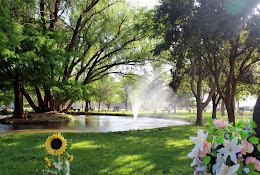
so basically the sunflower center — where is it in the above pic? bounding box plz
[51,138,62,150]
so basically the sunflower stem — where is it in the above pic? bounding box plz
[58,154,60,163]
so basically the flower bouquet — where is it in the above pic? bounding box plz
[188,118,260,175]
[42,133,73,175]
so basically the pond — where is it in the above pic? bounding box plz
[0,115,191,135]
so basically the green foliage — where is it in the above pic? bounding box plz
[240,130,249,140]
[248,137,259,144]
[203,156,211,165]
[215,136,224,144]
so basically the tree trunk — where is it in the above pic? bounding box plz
[64,101,74,113]
[221,101,225,116]
[85,100,90,112]
[13,75,23,118]
[196,106,203,125]
[21,87,40,112]
[195,58,203,125]
[226,103,235,125]
[212,93,217,119]
[98,102,101,112]
[125,94,128,110]
[106,103,111,110]
[44,88,53,110]
[35,86,47,112]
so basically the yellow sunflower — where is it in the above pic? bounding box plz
[45,133,67,156]
[69,155,73,162]
[44,157,51,167]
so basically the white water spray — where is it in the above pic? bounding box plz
[131,94,143,121]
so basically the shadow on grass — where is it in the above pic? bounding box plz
[0,125,208,175]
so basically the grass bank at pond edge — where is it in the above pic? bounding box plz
[0,124,208,175]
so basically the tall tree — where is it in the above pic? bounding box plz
[154,0,259,124]
[193,0,260,124]
[154,0,216,125]
[1,0,154,117]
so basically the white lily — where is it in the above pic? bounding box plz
[218,137,243,164]
[216,163,240,175]
[212,153,225,174]
[190,129,208,151]
[196,165,210,175]
[187,146,200,166]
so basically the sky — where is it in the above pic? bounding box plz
[239,96,258,108]
[126,0,160,9]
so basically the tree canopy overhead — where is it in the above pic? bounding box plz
[0,0,156,117]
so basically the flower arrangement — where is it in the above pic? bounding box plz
[188,118,260,175]
[43,133,73,175]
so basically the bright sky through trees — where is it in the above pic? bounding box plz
[127,0,159,9]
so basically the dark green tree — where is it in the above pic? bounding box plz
[154,0,259,124]
[1,0,154,118]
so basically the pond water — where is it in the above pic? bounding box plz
[0,115,191,135]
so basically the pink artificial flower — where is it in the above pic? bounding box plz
[212,119,229,129]
[241,140,254,155]
[199,141,212,158]
[245,157,260,171]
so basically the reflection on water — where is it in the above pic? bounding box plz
[0,115,190,135]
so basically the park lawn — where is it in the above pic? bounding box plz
[168,110,254,124]
[87,109,254,125]
[0,124,208,175]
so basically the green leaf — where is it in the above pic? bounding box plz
[236,165,242,174]
[257,144,260,152]
[249,129,256,135]
[239,130,248,140]
[248,171,259,175]
[207,135,213,142]
[246,163,255,171]
[239,121,248,128]
[251,121,257,129]
[204,156,211,164]
[215,136,224,143]
[215,129,225,137]
[248,137,259,144]
[209,126,215,134]
[209,118,214,125]
[210,151,217,157]
[229,122,233,126]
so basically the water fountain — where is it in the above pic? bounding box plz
[131,95,143,121]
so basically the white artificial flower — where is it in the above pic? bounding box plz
[53,161,63,171]
[218,137,243,164]
[212,153,225,174]
[190,129,208,151]
[242,167,250,174]
[216,163,240,175]
[213,138,221,149]
[196,165,209,175]
[187,146,200,166]
[65,160,70,173]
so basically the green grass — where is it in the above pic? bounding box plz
[87,109,254,124]
[0,124,208,175]
[0,110,253,174]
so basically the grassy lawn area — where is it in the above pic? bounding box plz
[0,124,209,175]
[0,109,254,174]
[85,109,254,124]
